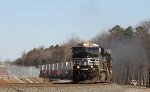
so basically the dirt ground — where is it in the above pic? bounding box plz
[0,77,46,83]
[0,83,149,92]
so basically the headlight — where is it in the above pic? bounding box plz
[90,65,93,68]
[77,65,80,69]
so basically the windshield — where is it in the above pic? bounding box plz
[72,47,99,58]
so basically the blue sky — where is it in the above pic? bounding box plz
[0,0,150,60]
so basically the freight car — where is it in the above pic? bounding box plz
[39,62,73,79]
[39,42,112,83]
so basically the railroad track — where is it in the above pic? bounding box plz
[0,82,111,87]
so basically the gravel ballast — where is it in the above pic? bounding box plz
[0,84,150,92]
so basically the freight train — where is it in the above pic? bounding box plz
[39,42,112,83]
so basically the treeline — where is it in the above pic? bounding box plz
[92,20,150,87]
[14,37,81,66]
[13,19,150,87]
